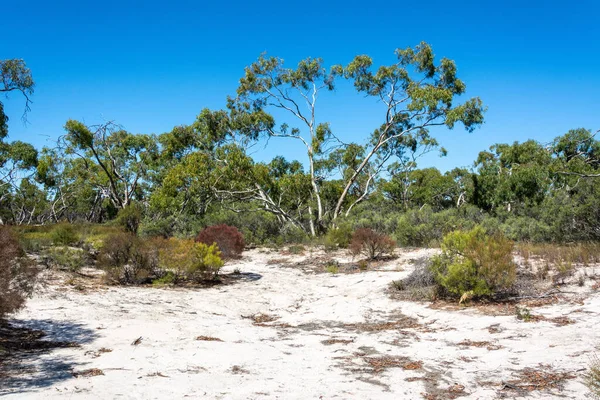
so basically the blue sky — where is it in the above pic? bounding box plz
[2,0,599,172]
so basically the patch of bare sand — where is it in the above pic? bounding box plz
[1,248,598,399]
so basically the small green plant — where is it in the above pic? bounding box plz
[50,223,79,246]
[358,260,368,271]
[585,353,600,399]
[515,306,532,322]
[553,261,574,285]
[152,271,176,286]
[391,280,405,291]
[325,261,340,274]
[288,245,305,255]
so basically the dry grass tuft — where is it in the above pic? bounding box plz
[322,338,354,346]
[363,356,422,373]
[72,368,104,378]
[457,339,503,351]
[195,335,223,342]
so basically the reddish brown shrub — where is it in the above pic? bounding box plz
[0,227,38,319]
[349,228,396,260]
[195,224,245,259]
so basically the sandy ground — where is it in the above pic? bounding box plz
[1,248,599,399]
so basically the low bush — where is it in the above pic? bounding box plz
[50,223,79,246]
[0,227,39,319]
[98,233,162,284]
[159,238,223,282]
[195,224,245,259]
[324,260,340,274]
[323,224,353,250]
[44,247,87,272]
[349,228,396,260]
[391,257,437,301]
[430,226,516,299]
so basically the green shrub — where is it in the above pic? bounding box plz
[325,261,340,274]
[115,203,143,234]
[152,271,176,286]
[430,226,516,299]
[159,238,224,282]
[50,223,79,246]
[44,247,87,272]
[288,245,305,254]
[323,224,353,250]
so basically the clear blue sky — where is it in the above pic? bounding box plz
[2,0,599,171]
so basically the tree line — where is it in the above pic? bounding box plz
[1,44,598,243]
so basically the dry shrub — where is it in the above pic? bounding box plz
[349,228,396,260]
[0,227,38,319]
[516,242,600,267]
[98,232,162,284]
[195,224,245,259]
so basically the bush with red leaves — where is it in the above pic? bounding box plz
[195,224,245,259]
[0,227,38,319]
[349,228,396,260]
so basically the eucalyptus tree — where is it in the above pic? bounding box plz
[61,120,159,211]
[1,59,34,138]
[0,59,37,224]
[212,42,485,234]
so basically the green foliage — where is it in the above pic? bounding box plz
[0,59,34,139]
[115,203,143,234]
[44,247,87,272]
[50,223,79,246]
[585,353,600,399]
[430,227,516,299]
[325,261,340,274]
[152,271,176,286]
[159,238,223,282]
[515,306,532,322]
[323,224,353,249]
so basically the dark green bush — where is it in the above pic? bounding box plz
[116,203,143,234]
[50,223,79,246]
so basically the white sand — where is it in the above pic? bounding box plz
[2,248,598,399]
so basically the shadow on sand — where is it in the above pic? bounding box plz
[0,319,99,396]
